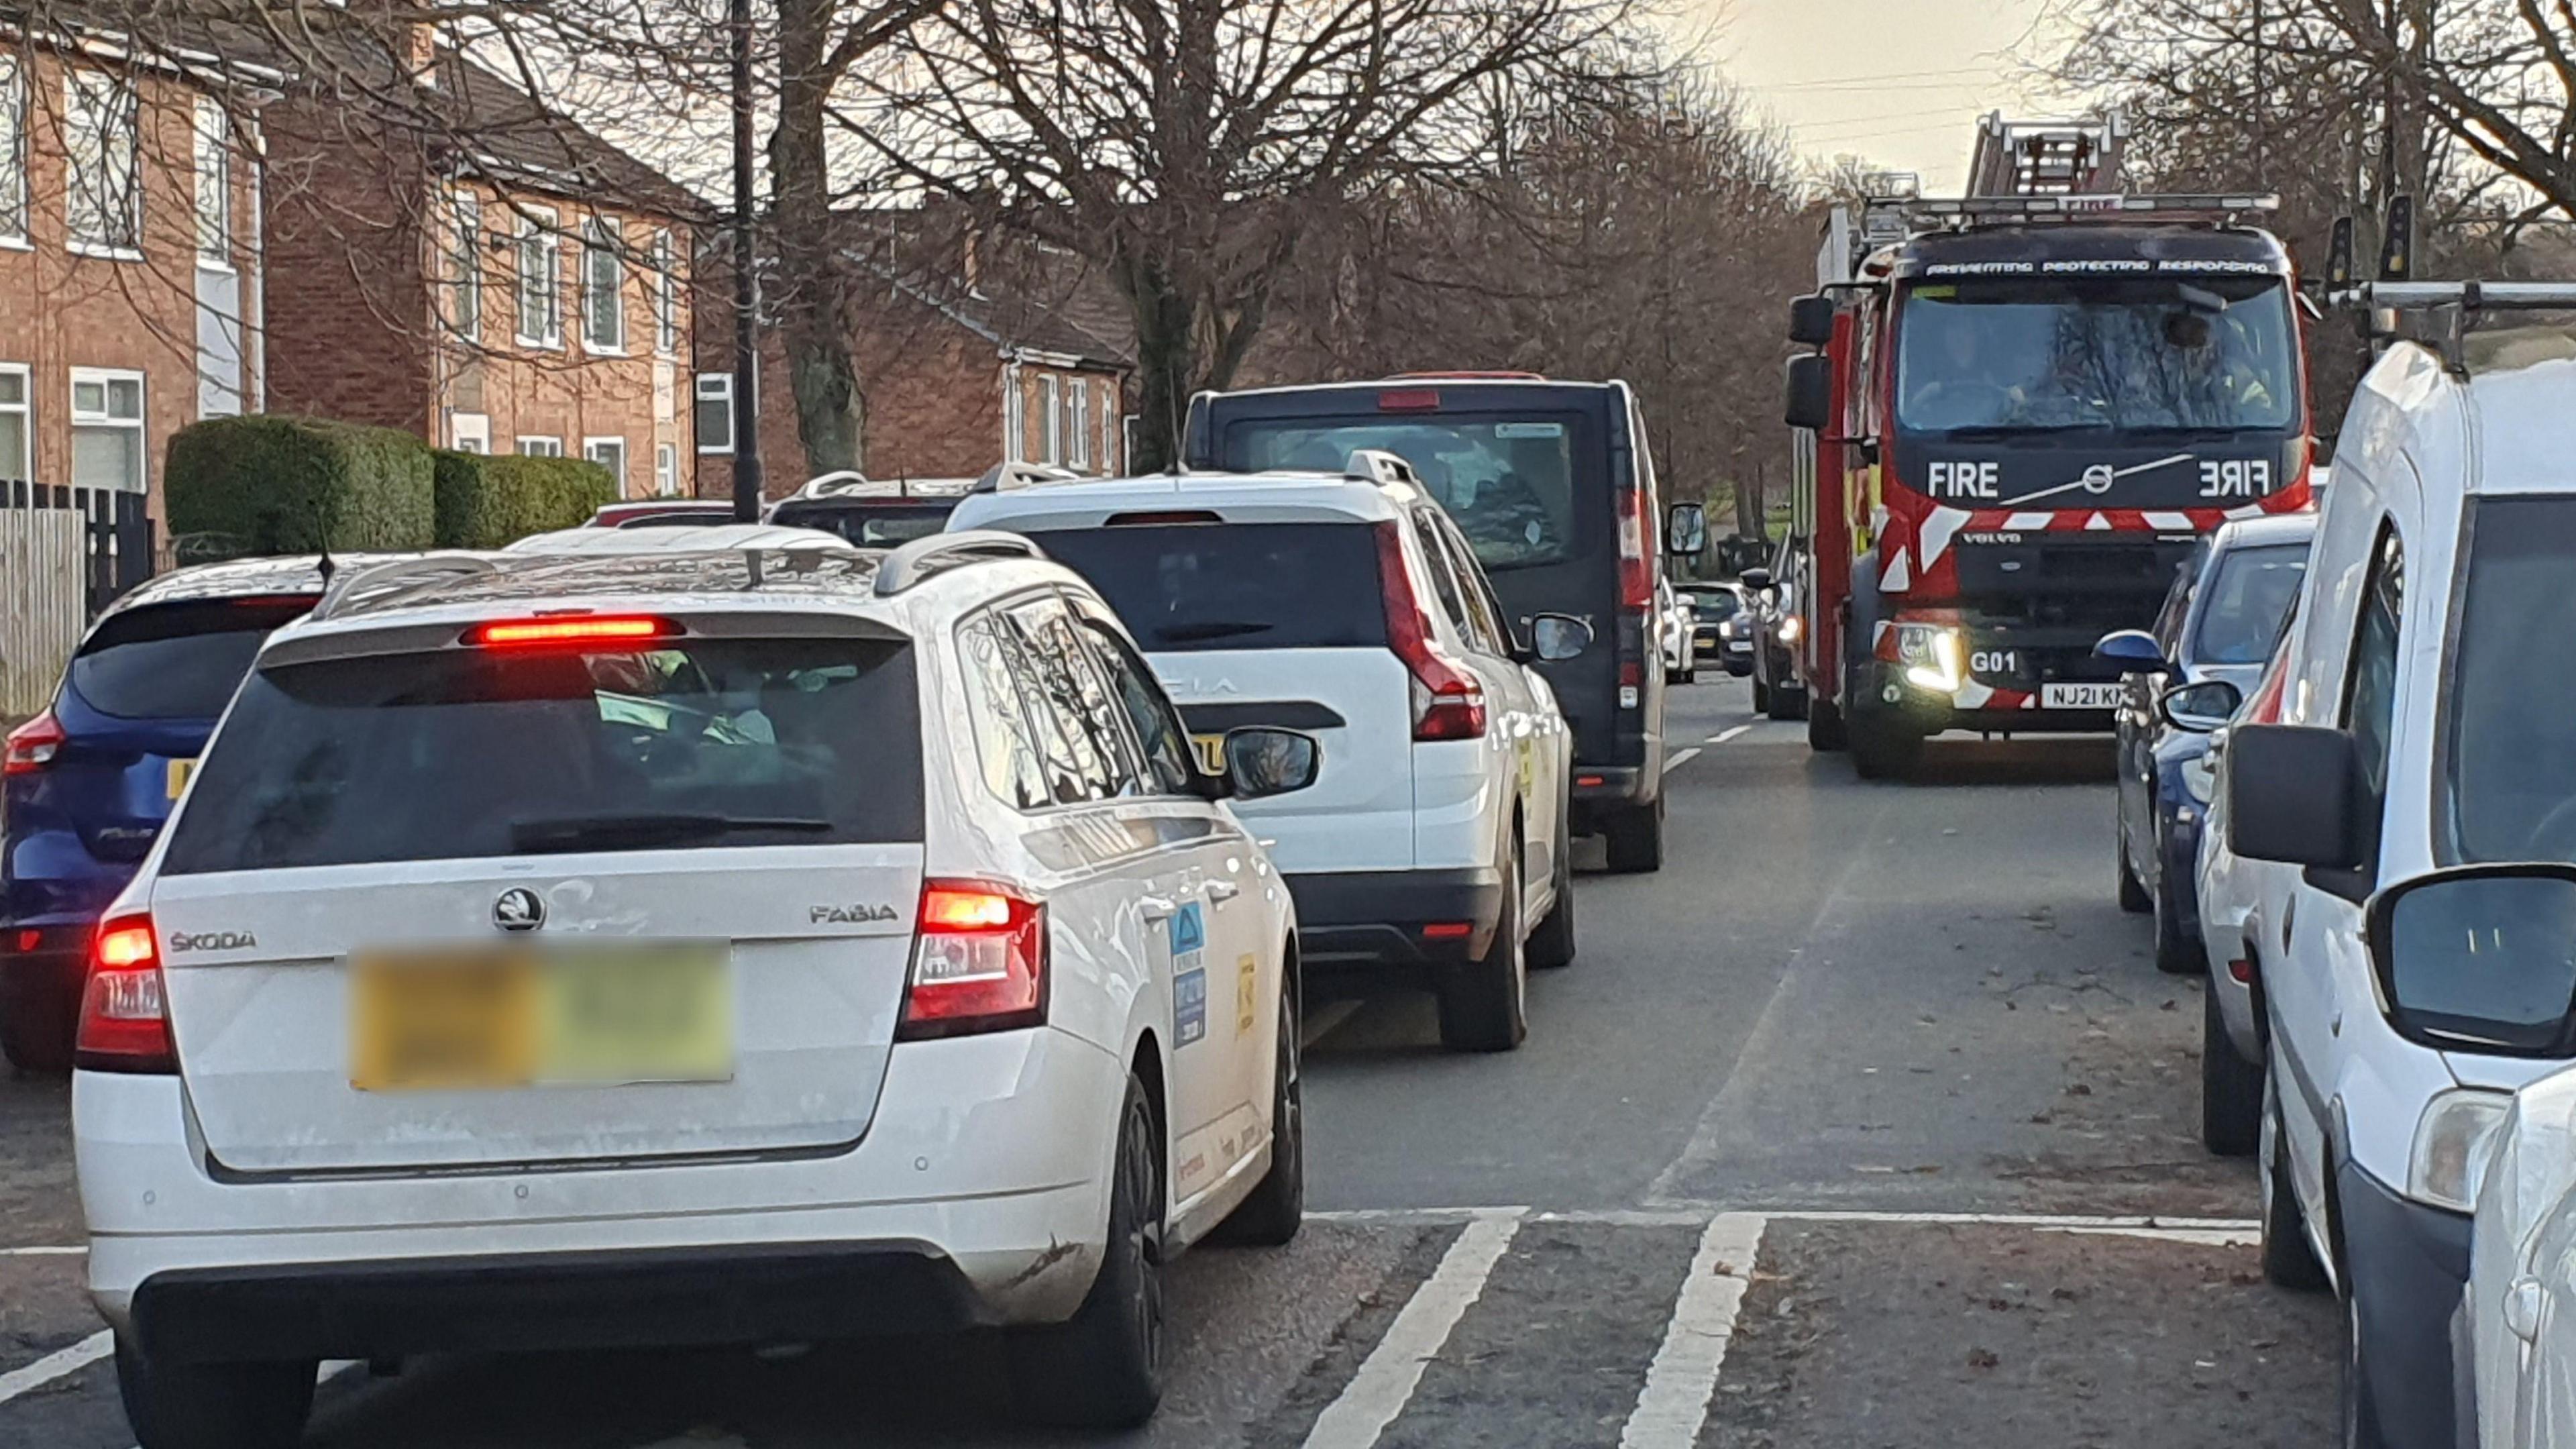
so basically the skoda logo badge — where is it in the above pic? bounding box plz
[494,888,545,932]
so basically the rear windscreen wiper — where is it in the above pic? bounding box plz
[508,813,834,853]
[1155,621,1276,643]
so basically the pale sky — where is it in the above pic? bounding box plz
[1684,0,2081,192]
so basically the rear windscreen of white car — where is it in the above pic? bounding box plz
[160,637,922,873]
[1032,523,1389,653]
[69,598,317,720]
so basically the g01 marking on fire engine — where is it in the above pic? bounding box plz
[1970,649,2020,677]
[2198,459,2272,498]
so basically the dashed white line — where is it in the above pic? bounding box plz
[1617,1212,1768,1449]
[1661,747,1702,775]
[0,1330,109,1408]
[1306,1205,2257,1232]
[0,1245,82,1257]
[1709,725,1752,745]
[1301,1210,1522,1449]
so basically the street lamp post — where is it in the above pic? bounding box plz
[729,0,764,521]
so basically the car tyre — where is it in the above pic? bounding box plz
[1439,846,1528,1051]
[2116,833,2153,914]
[2153,876,2204,975]
[1212,973,1303,1247]
[1751,675,1771,714]
[1807,694,1846,752]
[2259,1067,2331,1292]
[2200,986,2261,1157]
[1013,1075,1165,1428]
[2338,1278,2393,1449]
[0,1010,72,1075]
[1766,678,1803,722]
[1525,843,1576,970]
[1602,796,1664,875]
[115,1334,315,1449]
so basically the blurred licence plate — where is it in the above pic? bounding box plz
[350,943,732,1091]
[1192,733,1226,773]
[2042,682,2123,710]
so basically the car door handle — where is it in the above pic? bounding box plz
[1205,881,1242,904]
[1140,896,1179,923]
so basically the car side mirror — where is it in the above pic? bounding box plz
[2367,865,2576,1056]
[2226,724,2367,869]
[1523,612,1594,664]
[1666,503,1708,559]
[2157,679,2242,733]
[1739,566,1772,593]
[1223,727,1320,801]
[2092,629,2174,676]
[1788,293,1836,348]
[1784,355,1832,432]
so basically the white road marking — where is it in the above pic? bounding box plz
[0,1245,82,1257]
[1709,725,1752,745]
[1307,1205,2257,1232]
[2045,1225,2260,1247]
[1662,747,1701,775]
[0,1330,109,1407]
[1301,1210,1522,1449]
[1617,1213,1768,1449]
[1301,998,1364,1050]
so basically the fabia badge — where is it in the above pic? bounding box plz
[493,888,545,932]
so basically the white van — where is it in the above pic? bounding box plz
[2226,288,2576,1449]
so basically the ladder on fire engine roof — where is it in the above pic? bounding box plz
[1968,111,2129,198]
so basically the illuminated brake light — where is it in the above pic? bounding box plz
[3,709,64,776]
[898,881,1047,1039]
[77,913,175,1073]
[1378,388,1442,413]
[1373,522,1487,741]
[469,616,676,648]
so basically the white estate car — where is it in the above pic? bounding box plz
[2469,1059,2576,1449]
[950,453,1587,1052]
[2225,298,2576,1449]
[74,535,1316,1446]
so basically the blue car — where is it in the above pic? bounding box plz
[2098,512,2315,975]
[1,557,336,1071]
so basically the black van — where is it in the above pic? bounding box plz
[1184,377,1670,870]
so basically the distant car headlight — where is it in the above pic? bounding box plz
[1778,614,1803,644]
[1895,622,1966,694]
[2410,1088,2512,1212]
[2180,750,2217,804]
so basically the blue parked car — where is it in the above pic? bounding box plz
[2095,512,2315,975]
[1,557,340,1071]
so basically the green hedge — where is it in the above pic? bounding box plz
[164,415,437,554]
[431,452,619,549]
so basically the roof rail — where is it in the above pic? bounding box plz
[971,460,1080,494]
[309,551,502,621]
[872,530,1049,596]
[1344,449,1422,488]
[2329,280,2576,375]
[793,469,876,499]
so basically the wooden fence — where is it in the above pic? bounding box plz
[1,508,89,717]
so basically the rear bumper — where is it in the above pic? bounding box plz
[1568,766,1654,828]
[1285,868,1502,965]
[131,1242,987,1364]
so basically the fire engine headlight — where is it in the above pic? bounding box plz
[1896,623,1966,694]
[1779,614,1803,644]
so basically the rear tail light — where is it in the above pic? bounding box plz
[3,710,64,776]
[77,913,176,1073]
[1373,523,1487,741]
[1613,488,1655,613]
[897,881,1047,1039]
[468,616,678,648]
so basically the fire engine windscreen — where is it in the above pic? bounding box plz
[1896,277,2299,435]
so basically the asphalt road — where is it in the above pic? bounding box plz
[0,677,2337,1448]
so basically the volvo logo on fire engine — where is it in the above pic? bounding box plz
[493,888,545,932]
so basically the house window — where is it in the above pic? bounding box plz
[193,99,231,265]
[584,437,628,493]
[1002,370,1024,462]
[0,366,29,484]
[515,205,561,347]
[449,191,482,342]
[70,369,146,492]
[449,412,490,453]
[1102,397,1119,474]
[517,435,564,458]
[582,216,625,352]
[66,71,140,255]
[0,57,25,245]
[694,374,735,454]
[650,229,679,355]
[655,441,679,496]
[1069,379,1090,469]
[1040,374,1061,464]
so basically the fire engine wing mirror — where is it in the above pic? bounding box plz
[2157,679,2242,734]
[1523,613,1594,664]
[2092,629,2174,676]
[1739,566,1773,594]
[1784,356,1833,432]
[1666,503,1708,559]
[2226,724,2367,870]
[2367,865,2576,1057]
[1788,293,1836,348]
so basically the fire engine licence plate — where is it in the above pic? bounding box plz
[2042,682,2124,710]
[350,943,731,1092]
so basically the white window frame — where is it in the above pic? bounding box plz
[1069,378,1090,470]
[66,70,141,258]
[650,229,679,356]
[1040,374,1062,465]
[580,215,626,354]
[449,190,482,343]
[449,411,490,453]
[655,441,679,496]
[1002,366,1024,463]
[583,435,629,494]
[69,366,147,494]
[1103,395,1119,474]
[193,97,232,268]
[694,372,735,455]
[514,204,561,349]
[0,56,27,248]
[516,435,564,458]
[0,363,31,485]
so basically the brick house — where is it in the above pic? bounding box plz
[0,26,270,587]
[696,230,1132,500]
[260,28,706,498]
